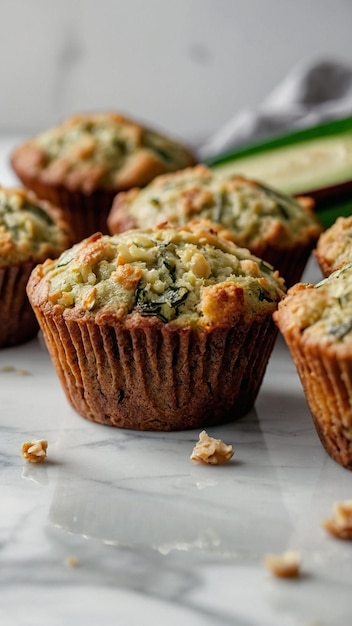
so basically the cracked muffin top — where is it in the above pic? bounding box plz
[0,186,71,268]
[10,113,196,195]
[28,219,286,328]
[107,164,322,251]
[274,262,352,350]
[315,216,352,277]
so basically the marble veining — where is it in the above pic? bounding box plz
[1,142,352,625]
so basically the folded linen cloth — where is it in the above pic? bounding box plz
[198,58,352,161]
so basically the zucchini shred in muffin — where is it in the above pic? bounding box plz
[0,186,71,347]
[27,220,286,430]
[274,263,352,469]
[10,112,195,243]
[107,164,323,287]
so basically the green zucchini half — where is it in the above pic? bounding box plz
[206,116,352,212]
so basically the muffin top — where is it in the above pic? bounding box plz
[0,186,71,268]
[29,220,286,328]
[315,216,352,276]
[274,263,352,349]
[10,113,195,194]
[108,165,322,250]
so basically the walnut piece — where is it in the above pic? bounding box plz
[21,439,48,463]
[263,550,302,578]
[323,500,352,540]
[190,430,234,465]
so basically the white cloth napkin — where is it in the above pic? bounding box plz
[198,58,352,161]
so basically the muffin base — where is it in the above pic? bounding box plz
[47,186,116,244]
[279,327,352,469]
[0,263,39,347]
[31,311,278,431]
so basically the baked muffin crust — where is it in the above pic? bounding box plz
[10,113,195,194]
[108,165,321,252]
[0,186,71,267]
[315,216,352,277]
[32,220,285,328]
[276,265,352,351]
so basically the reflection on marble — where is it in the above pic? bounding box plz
[49,408,291,556]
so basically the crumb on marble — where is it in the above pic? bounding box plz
[0,365,30,375]
[16,369,30,376]
[323,500,352,540]
[263,550,302,578]
[21,439,48,463]
[190,430,234,465]
[65,556,79,567]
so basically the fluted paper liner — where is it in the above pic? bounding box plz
[0,262,39,348]
[31,307,277,430]
[281,327,352,469]
[50,187,116,243]
[253,241,314,289]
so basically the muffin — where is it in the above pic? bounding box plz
[27,219,285,431]
[0,186,71,347]
[274,263,352,469]
[107,165,323,287]
[10,112,195,243]
[315,215,352,277]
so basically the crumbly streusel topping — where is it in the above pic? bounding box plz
[109,164,322,247]
[32,220,285,327]
[11,113,195,192]
[275,263,352,346]
[0,186,70,267]
[315,215,352,275]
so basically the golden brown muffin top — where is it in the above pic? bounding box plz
[274,262,352,350]
[0,186,71,268]
[315,216,352,277]
[10,112,195,194]
[108,165,322,250]
[28,219,286,328]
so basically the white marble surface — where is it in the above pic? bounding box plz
[1,139,352,626]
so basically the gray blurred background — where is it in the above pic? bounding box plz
[1,0,352,143]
